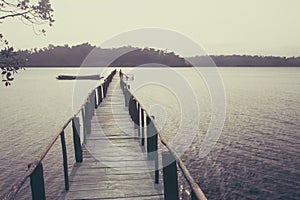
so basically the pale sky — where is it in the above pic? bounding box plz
[1,0,300,56]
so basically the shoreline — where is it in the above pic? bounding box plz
[23,65,300,68]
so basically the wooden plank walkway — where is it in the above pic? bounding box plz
[60,76,164,200]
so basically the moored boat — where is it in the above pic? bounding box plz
[56,74,102,80]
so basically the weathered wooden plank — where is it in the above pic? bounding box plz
[63,187,163,199]
[61,76,163,200]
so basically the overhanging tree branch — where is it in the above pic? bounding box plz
[0,10,31,20]
[0,0,54,86]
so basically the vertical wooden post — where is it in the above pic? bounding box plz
[98,85,103,104]
[147,116,156,160]
[134,101,139,130]
[88,100,92,135]
[29,162,46,200]
[81,107,86,140]
[127,85,131,107]
[103,81,106,98]
[72,117,82,163]
[94,90,98,109]
[60,131,69,191]
[88,98,93,134]
[154,148,159,184]
[85,100,91,135]
[141,110,145,146]
[101,85,104,100]
[153,117,159,184]
[103,81,107,97]
[146,116,159,183]
[162,152,179,200]
[84,101,88,135]
[138,104,141,137]
[105,81,108,96]
[94,90,97,109]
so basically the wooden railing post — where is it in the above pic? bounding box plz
[141,109,145,146]
[84,99,91,135]
[103,81,106,98]
[60,131,69,191]
[93,90,97,109]
[162,152,179,200]
[88,100,92,135]
[98,85,103,104]
[146,116,159,183]
[124,86,128,107]
[94,90,97,109]
[103,80,108,97]
[29,162,46,200]
[101,85,104,100]
[147,116,156,160]
[89,97,93,133]
[138,104,141,137]
[152,116,159,184]
[81,107,86,140]
[84,101,88,135]
[72,117,83,163]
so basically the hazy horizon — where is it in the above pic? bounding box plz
[1,0,300,57]
[19,43,300,58]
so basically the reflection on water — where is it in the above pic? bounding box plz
[0,67,299,199]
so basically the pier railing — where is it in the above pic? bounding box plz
[120,71,207,200]
[2,70,117,200]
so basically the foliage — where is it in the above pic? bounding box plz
[20,43,190,67]
[16,43,300,68]
[0,42,25,86]
[0,0,54,86]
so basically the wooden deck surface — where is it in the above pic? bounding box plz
[60,77,163,200]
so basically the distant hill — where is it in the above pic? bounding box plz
[22,43,190,67]
[19,43,300,67]
[187,55,300,67]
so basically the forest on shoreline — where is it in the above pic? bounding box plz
[17,43,300,67]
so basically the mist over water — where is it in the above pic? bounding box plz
[0,67,299,199]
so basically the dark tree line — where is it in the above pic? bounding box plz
[21,43,190,67]
[188,55,300,67]
[7,43,300,70]
[18,43,300,67]
[22,43,300,68]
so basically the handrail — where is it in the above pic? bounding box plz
[119,71,207,200]
[2,69,117,200]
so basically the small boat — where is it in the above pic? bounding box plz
[56,74,103,80]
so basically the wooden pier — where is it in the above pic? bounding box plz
[2,70,207,200]
[61,73,163,199]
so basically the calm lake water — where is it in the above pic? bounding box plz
[0,67,299,199]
